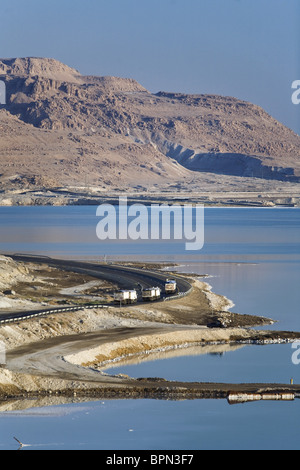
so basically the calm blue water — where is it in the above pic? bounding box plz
[0,398,299,451]
[0,207,299,450]
[0,206,299,259]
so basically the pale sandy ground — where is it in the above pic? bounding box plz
[0,256,113,310]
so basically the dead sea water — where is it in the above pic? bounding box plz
[0,207,299,450]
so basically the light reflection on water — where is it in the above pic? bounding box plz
[104,343,299,384]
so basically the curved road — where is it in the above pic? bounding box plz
[0,253,192,324]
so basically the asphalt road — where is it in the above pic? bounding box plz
[0,253,192,323]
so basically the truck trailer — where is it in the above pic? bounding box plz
[114,289,137,305]
[142,287,161,302]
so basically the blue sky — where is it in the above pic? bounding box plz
[0,0,299,133]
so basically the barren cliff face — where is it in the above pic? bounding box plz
[0,57,299,192]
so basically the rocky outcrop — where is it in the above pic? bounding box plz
[0,57,82,83]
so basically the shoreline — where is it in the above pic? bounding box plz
[65,327,300,372]
[0,261,300,405]
[0,188,299,208]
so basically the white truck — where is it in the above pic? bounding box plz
[142,287,161,302]
[114,289,137,305]
[165,279,177,294]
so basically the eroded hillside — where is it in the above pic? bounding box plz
[0,57,299,199]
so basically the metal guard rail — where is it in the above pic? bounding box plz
[0,304,111,325]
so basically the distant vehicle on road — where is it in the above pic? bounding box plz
[142,287,161,302]
[165,279,177,294]
[114,289,137,305]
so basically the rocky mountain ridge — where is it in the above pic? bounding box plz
[0,57,299,198]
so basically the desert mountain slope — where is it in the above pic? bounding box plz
[0,57,299,195]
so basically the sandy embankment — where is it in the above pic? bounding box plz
[63,326,263,371]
